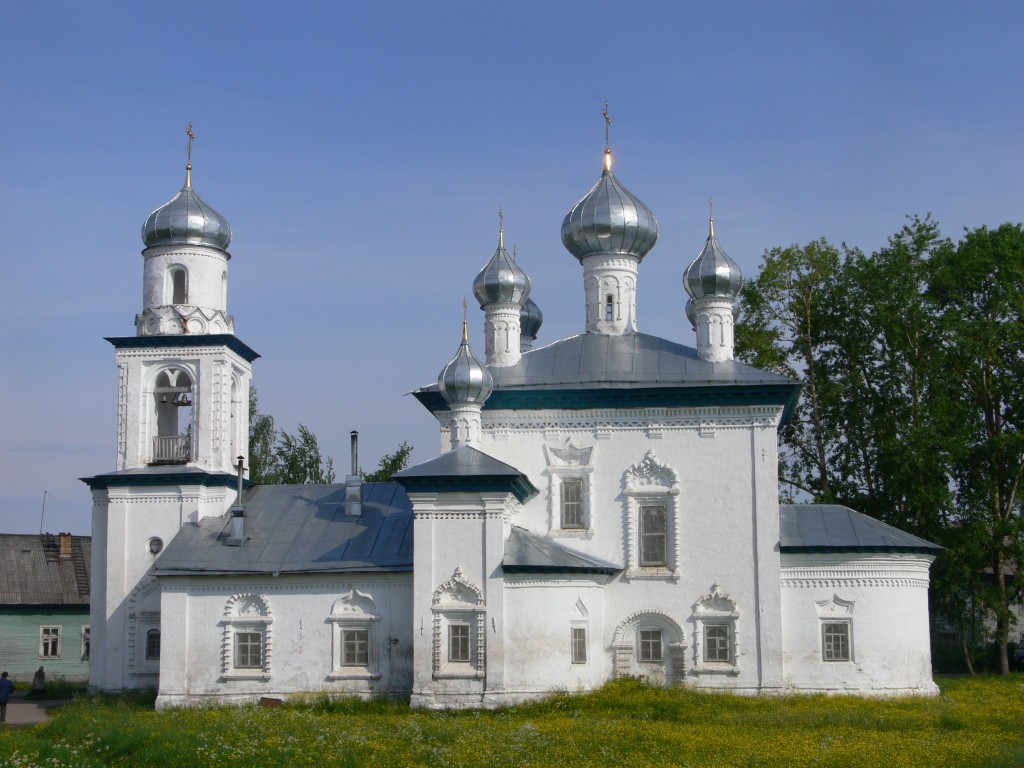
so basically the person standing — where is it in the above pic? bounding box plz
[0,672,14,722]
[32,666,45,697]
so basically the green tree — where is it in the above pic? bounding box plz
[361,442,413,482]
[247,388,335,484]
[929,223,1024,673]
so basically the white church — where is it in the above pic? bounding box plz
[85,128,942,708]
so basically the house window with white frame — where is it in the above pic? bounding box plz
[571,626,587,664]
[822,621,851,661]
[639,505,667,566]
[561,478,585,529]
[40,626,61,658]
[234,631,263,669]
[638,629,663,662]
[449,623,471,663]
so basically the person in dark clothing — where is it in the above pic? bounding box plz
[0,672,15,722]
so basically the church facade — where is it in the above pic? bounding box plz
[85,132,941,708]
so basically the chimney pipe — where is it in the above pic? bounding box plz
[345,430,362,517]
[58,532,72,559]
[226,455,246,545]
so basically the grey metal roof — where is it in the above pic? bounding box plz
[472,232,531,307]
[503,527,620,575]
[413,332,801,420]
[82,464,244,491]
[392,446,538,503]
[153,483,413,577]
[561,165,658,262]
[779,504,943,554]
[142,177,232,252]
[0,534,91,606]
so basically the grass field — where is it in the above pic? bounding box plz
[2,676,1023,767]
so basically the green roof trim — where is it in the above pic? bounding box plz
[106,334,261,362]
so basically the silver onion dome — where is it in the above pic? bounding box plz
[472,222,530,307]
[684,210,742,301]
[561,150,658,262]
[520,297,543,341]
[142,174,232,252]
[438,320,494,405]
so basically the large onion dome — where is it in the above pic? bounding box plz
[142,170,232,252]
[472,219,530,307]
[520,297,543,341]
[438,319,493,405]
[684,207,742,301]
[561,149,658,262]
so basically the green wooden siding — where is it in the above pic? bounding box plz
[0,606,91,682]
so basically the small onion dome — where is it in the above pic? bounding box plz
[472,224,530,307]
[561,150,658,262]
[685,298,696,331]
[684,210,742,301]
[520,297,544,341]
[439,319,493,405]
[142,175,232,252]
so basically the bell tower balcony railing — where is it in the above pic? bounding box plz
[152,435,191,465]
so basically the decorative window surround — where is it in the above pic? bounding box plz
[816,595,854,663]
[220,593,272,681]
[544,440,596,536]
[692,584,741,676]
[571,598,590,665]
[622,450,681,580]
[431,568,486,680]
[127,579,161,678]
[612,610,687,684]
[327,588,382,681]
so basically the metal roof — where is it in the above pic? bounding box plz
[82,465,246,491]
[105,334,260,362]
[0,534,91,606]
[142,180,232,251]
[561,167,658,262]
[413,332,801,420]
[153,483,413,577]
[503,527,620,574]
[392,446,538,503]
[779,504,943,554]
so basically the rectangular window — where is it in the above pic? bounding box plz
[449,624,470,663]
[704,624,730,662]
[40,626,61,658]
[341,629,369,666]
[145,629,161,660]
[81,626,90,661]
[638,629,663,662]
[234,631,263,669]
[571,626,587,664]
[561,479,584,529]
[822,622,850,662]
[639,505,667,566]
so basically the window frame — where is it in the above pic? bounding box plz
[220,593,273,682]
[571,625,588,664]
[638,504,668,566]
[638,629,663,663]
[704,623,731,663]
[39,625,61,658]
[622,451,681,580]
[822,621,852,662]
[145,628,161,660]
[341,628,369,667]
[233,630,263,669]
[560,478,585,529]
[448,623,471,663]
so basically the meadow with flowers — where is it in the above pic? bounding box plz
[2,676,1022,767]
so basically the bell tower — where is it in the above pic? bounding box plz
[85,125,259,691]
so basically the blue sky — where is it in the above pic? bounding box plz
[2,1,1021,534]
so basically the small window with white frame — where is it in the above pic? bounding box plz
[328,588,381,680]
[40,626,61,658]
[145,628,161,660]
[220,593,272,681]
[561,478,584,529]
[692,584,740,675]
[571,626,587,664]
[822,622,851,662]
[704,624,730,662]
[639,504,667,566]
[816,595,854,664]
[638,629,663,662]
[449,623,471,663]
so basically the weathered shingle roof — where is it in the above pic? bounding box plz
[153,483,413,577]
[0,533,91,605]
[780,504,943,554]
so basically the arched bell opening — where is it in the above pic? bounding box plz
[151,368,194,464]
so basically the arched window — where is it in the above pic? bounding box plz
[145,629,161,660]
[605,294,615,321]
[168,267,188,305]
[152,369,193,464]
[221,270,228,308]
